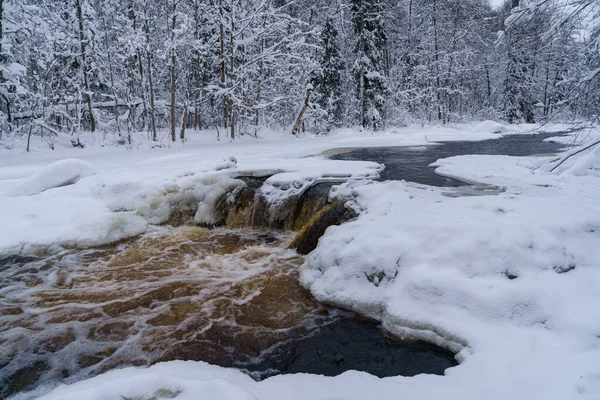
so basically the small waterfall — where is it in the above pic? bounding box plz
[161,177,356,254]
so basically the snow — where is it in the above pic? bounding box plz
[300,128,600,399]
[562,145,600,176]
[2,123,599,400]
[470,120,511,134]
[0,123,527,255]
[32,362,260,400]
[6,159,97,197]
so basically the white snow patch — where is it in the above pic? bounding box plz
[6,159,97,197]
[471,120,511,134]
[34,362,259,400]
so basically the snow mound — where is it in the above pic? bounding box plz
[216,156,238,171]
[1,193,147,254]
[549,142,600,177]
[471,120,511,134]
[36,362,258,400]
[6,159,97,197]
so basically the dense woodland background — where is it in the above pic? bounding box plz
[0,0,598,147]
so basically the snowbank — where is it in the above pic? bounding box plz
[300,147,600,399]
[542,136,600,177]
[0,144,381,254]
[33,362,259,400]
[470,120,511,134]
[6,159,97,196]
[563,144,600,176]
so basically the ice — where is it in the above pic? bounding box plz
[6,159,97,197]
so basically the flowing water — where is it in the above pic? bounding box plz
[0,226,456,399]
[331,132,567,185]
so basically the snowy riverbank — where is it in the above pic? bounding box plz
[3,122,599,400]
[0,121,558,255]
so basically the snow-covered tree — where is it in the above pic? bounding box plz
[310,18,344,134]
[351,0,388,130]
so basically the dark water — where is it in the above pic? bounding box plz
[332,132,566,186]
[239,316,457,380]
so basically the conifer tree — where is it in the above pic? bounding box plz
[351,0,388,130]
[502,0,535,124]
[311,18,344,134]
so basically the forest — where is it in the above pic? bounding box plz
[0,0,598,146]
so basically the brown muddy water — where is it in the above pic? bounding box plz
[0,226,456,399]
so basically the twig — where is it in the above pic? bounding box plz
[549,139,600,172]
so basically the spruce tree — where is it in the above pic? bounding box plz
[351,0,388,130]
[311,18,344,134]
[502,0,535,124]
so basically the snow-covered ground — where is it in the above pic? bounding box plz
[3,122,600,400]
[0,121,544,254]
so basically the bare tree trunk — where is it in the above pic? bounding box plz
[170,0,177,142]
[229,5,235,140]
[147,53,157,141]
[180,102,188,141]
[0,0,3,54]
[76,0,96,133]
[1,94,11,124]
[230,102,235,140]
[432,0,442,122]
[254,39,264,136]
[219,0,227,129]
[101,14,121,137]
[291,86,312,136]
[26,124,32,153]
[0,0,7,132]
[144,14,157,141]
[192,0,202,131]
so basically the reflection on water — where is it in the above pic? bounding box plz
[0,227,457,398]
